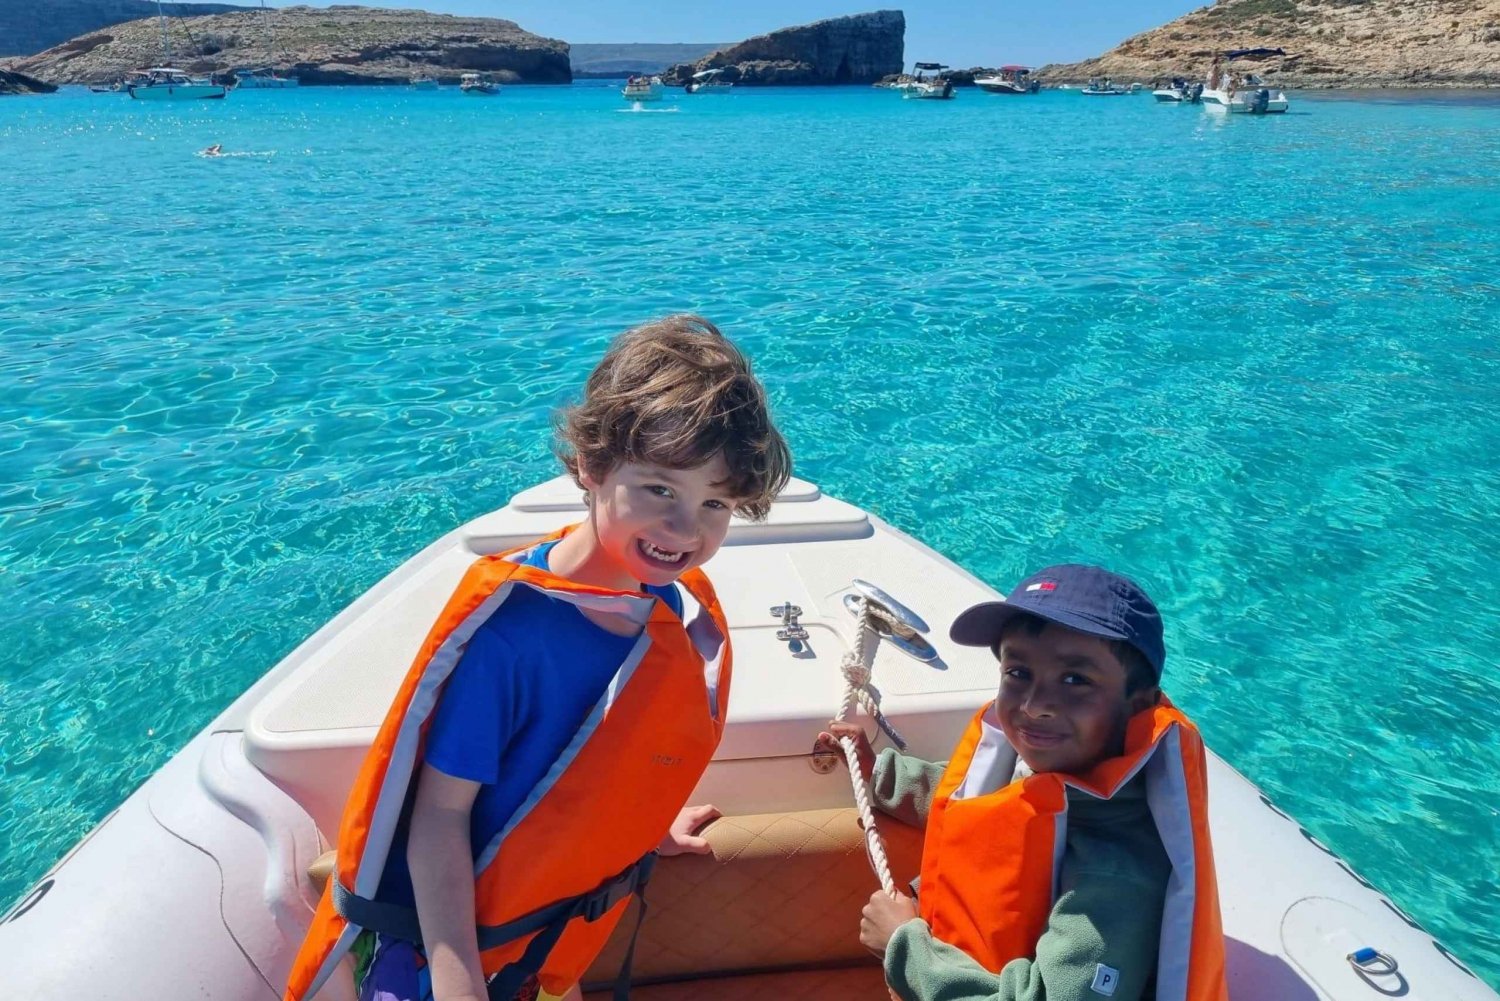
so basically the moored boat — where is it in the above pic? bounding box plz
[234,1,299,87]
[1081,76,1129,96]
[128,1,229,101]
[974,65,1039,95]
[129,66,228,101]
[1202,48,1291,114]
[899,61,956,100]
[2,475,1495,1001]
[235,68,299,89]
[622,74,664,101]
[1153,77,1204,103]
[685,68,732,94]
[409,74,438,90]
[460,72,500,96]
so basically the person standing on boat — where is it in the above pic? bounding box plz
[821,565,1228,1001]
[286,316,791,1001]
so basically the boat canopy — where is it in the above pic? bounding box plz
[914,62,947,70]
[692,68,725,80]
[1000,65,1031,72]
[1224,47,1286,60]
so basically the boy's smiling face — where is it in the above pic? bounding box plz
[578,456,740,589]
[996,620,1155,775]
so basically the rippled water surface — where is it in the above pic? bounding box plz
[3,82,1498,985]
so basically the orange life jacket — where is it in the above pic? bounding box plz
[917,698,1228,1001]
[285,529,732,1000]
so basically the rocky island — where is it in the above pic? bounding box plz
[1039,0,1500,89]
[5,5,570,86]
[0,69,57,95]
[662,10,905,86]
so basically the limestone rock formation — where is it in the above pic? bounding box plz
[1039,0,1500,89]
[663,10,904,86]
[5,5,570,86]
[0,68,58,95]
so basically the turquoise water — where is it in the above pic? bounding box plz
[3,81,1499,986]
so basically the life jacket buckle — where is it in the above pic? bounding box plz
[583,852,656,922]
[583,886,619,922]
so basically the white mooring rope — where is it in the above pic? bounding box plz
[834,596,909,898]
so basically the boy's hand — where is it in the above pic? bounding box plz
[657,803,721,856]
[860,889,920,956]
[816,722,875,783]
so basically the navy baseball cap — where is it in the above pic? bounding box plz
[950,564,1165,680]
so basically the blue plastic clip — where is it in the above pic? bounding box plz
[1347,947,1399,978]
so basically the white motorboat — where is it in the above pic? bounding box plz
[622,74,664,101]
[1081,77,1129,96]
[129,66,227,101]
[409,74,438,90]
[1202,77,1290,114]
[2,474,1495,1001]
[1153,77,1204,103]
[1203,48,1291,114]
[460,72,500,96]
[685,68,732,93]
[899,61,955,100]
[974,65,1039,95]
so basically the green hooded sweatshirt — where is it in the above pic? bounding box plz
[870,747,1172,1001]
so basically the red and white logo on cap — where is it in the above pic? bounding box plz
[1026,582,1057,593]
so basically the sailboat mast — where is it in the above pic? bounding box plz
[157,0,172,65]
[262,0,273,65]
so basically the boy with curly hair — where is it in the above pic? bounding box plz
[288,315,791,1001]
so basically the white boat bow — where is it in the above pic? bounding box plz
[1,477,1493,999]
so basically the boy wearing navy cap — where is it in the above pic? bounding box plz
[822,565,1228,1001]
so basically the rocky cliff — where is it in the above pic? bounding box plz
[0,0,249,59]
[663,10,904,86]
[1039,0,1500,89]
[0,68,58,94]
[5,5,570,86]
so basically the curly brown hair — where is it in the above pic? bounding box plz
[556,315,792,521]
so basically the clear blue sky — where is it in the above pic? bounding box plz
[329,1,1207,67]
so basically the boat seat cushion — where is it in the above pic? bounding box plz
[584,964,891,1000]
[582,807,924,985]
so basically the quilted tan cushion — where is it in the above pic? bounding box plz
[582,808,924,985]
[585,964,891,1000]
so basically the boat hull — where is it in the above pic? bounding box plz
[975,82,1035,95]
[1202,88,1290,114]
[129,83,227,100]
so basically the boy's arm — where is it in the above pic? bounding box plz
[869,746,946,828]
[883,870,1163,1001]
[407,763,488,1001]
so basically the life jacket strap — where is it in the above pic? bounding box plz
[332,852,658,997]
